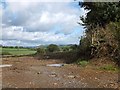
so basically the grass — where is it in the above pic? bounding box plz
[76,59,89,67]
[99,64,119,71]
[0,47,37,56]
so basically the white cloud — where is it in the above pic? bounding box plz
[6,0,75,3]
[1,1,85,46]
[2,25,82,46]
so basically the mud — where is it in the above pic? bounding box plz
[1,56,119,88]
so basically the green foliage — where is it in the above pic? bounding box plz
[79,2,120,28]
[107,21,120,60]
[99,64,118,71]
[76,59,89,67]
[45,50,79,63]
[78,2,120,60]
[37,48,45,55]
[47,44,60,53]
[78,36,91,58]
[70,44,78,51]
[61,46,70,52]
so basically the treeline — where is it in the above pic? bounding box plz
[1,46,35,50]
[36,44,78,54]
[78,2,120,62]
[36,2,120,63]
[36,44,79,63]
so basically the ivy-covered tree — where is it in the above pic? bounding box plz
[78,1,120,59]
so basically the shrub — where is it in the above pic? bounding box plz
[37,48,45,55]
[76,59,89,67]
[47,44,60,53]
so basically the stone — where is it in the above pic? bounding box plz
[49,74,57,77]
[53,83,57,85]
[68,75,75,78]
[37,72,41,74]
[46,64,64,67]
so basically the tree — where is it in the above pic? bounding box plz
[62,46,70,52]
[37,48,45,55]
[47,44,60,53]
[78,1,120,59]
[70,44,78,50]
[79,2,120,28]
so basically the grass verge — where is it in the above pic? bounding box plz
[99,64,119,72]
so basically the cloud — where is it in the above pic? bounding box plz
[2,25,83,46]
[1,0,85,46]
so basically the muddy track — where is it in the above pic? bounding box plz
[1,56,119,89]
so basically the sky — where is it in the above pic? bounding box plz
[0,0,86,46]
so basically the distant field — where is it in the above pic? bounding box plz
[0,47,37,56]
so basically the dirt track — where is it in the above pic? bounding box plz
[2,56,119,88]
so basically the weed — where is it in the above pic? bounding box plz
[76,59,89,67]
[99,64,118,71]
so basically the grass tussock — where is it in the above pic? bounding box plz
[76,59,89,67]
[99,64,119,71]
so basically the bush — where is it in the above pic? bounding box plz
[43,50,79,63]
[76,59,89,67]
[61,47,70,52]
[47,44,60,53]
[37,48,45,55]
[78,36,91,59]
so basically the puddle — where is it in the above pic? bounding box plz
[46,64,64,67]
[0,64,12,68]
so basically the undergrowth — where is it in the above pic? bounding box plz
[99,64,119,72]
[76,59,89,67]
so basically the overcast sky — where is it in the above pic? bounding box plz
[0,0,85,46]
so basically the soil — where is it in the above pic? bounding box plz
[1,56,119,89]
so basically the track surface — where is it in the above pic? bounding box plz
[2,56,119,88]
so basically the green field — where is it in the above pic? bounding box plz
[0,47,37,56]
